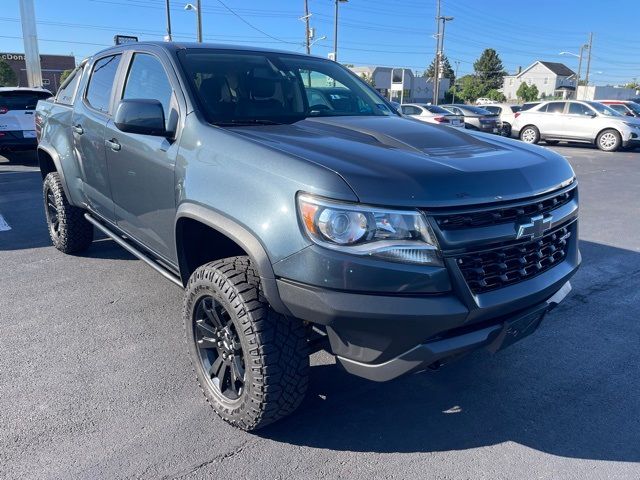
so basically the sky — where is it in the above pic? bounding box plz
[1,0,638,86]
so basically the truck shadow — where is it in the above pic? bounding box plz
[261,240,640,464]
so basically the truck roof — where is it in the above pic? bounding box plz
[92,41,308,59]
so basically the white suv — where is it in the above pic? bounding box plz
[512,100,640,152]
[0,87,52,151]
[482,103,522,136]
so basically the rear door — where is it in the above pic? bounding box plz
[72,53,123,221]
[536,101,566,137]
[0,90,51,140]
[104,50,180,261]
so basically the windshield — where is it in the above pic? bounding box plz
[460,105,492,115]
[587,101,622,117]
[424,105,451,114]
[626,102,640,114]
[178,49,396,125]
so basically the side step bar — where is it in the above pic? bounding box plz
[84,213,183,288]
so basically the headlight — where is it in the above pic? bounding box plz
[297,193,442,266]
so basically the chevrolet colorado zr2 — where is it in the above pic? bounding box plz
[35,42,580,430]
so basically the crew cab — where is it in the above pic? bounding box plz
[36,42,580,431]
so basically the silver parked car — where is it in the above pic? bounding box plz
[512,100,640,152]
[440,104,501,134]
[483,103,522,137]
[400,103,464,128]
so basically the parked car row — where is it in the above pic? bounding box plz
[399,98,640,152]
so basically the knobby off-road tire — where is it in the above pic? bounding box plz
[183,256,309,431]
[43,172,93,253]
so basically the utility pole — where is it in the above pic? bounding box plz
[451,60,460,104]
[304,0,311,54]
[584,32,593,87]
[432,0,441,104]
[19,0,43,88]
[165,0,172,41]
[575,44,585,99]
[196,0,202,43]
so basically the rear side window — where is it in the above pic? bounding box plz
[401,105,420,115]
[85,54,121,113]
[56,66,83,105]
[0,90,51,111]
[545,102,566,114]
[122,53,173,125]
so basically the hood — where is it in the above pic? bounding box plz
[226,116,575,208]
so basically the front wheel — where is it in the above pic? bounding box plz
[596,129,621,152]
[183,256,309,431]
[43,172,93,253]
[519,126,540,144]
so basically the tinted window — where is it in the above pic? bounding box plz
[510,106,521,113]
[521,102,539,111]
[179,50,394,124]
[425,105,451,114]
[401,105,421,115]
[608,104,628,114]
[545,102,566,114]
[568,102,594,116]
[86,55,121,113]
[122,53,173,125]
[0,90,51,111]
[483,106,501,114]
[461,105,492,115]
[586,101,622,116]
[56,66,83,105]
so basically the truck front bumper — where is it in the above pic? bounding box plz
[277,242,579,382]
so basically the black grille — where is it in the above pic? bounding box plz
[457,225,571,294]
[434,188,575,230]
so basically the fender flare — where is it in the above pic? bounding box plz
[37,143,72,200]
[174,202,292,316]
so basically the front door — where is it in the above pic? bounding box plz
[564,102,598,141]
[72,53,122,221]
[104,51,179,261]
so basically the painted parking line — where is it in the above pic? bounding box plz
[0,214,11,231]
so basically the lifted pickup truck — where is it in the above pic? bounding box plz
[36,42,580,431]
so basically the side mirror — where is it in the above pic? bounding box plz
[626,112,634,117]
[114,99,166,136]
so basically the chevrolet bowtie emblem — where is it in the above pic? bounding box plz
[516,214,553,240]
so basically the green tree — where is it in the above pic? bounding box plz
[516,82,539,102]
[59,69,73,84]
[424,55,455,84]
[0,60,17,87]
[625,80,640,91]
[360,72,375,87]
[456,74,484,103]
[486,89,506,102]
[474,48,506,92]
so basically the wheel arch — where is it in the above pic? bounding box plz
[174,203,291,315]
[37,145,72,200]
[595,127,623,146]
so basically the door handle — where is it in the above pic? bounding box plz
[72,124,84,135]
[105,138,121,152]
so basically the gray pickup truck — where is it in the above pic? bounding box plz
[35,42,580,431]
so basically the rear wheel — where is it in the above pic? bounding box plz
[596,129,621,152]
[183,256,309,431]
[520,126,540,144]
[43,172,93,253]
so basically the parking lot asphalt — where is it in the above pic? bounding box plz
[1,145,639,480]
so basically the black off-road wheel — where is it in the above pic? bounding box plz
[183,256,309,431]
[43,172,93,253]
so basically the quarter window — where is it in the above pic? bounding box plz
[86,55,122,113]
[122,53,174,126]
[56,66,83,105]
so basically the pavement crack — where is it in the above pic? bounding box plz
[161,438,258,479]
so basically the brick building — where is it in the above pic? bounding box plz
[0,52,76,91]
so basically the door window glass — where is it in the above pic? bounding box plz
[86,55,121,113]
[545,102,566,114]
[122,53,173,126]
[56,66,83,105]
[568,102,594,116]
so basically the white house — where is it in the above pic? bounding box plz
[349,65,449,103]
[502,61,576,100]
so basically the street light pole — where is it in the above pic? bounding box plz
[19,0,43,88]
[576,45,584,99]
[584,32,594,87]
[451,60,460,104]
[333,0,347,62]
[196,0,202,43]
[304,0,311,54]
[434,16,453,105]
